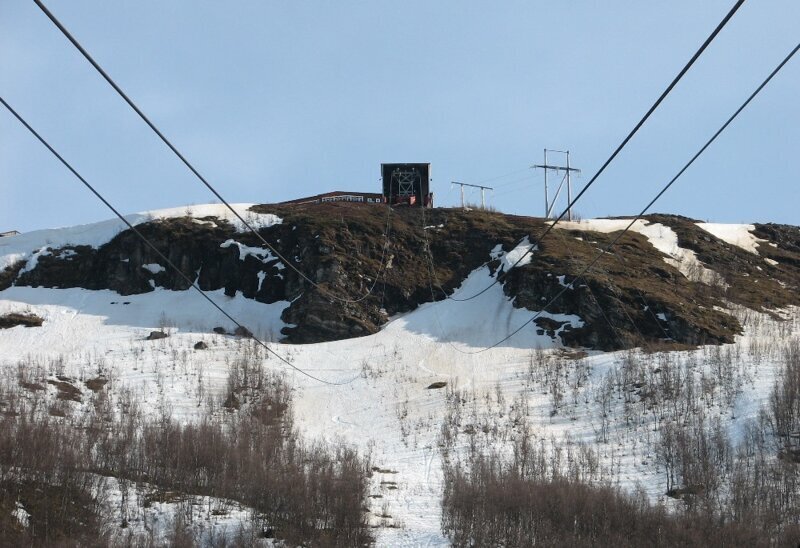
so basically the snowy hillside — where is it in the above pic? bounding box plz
[1,205,799,545]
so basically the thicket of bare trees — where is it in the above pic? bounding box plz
[441,443,796,547]
[0,345,372,546]
[442,422,800,546]
[441,337,800,546]
[770,338,800,459]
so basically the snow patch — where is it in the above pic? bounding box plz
[389,264,582,350]
[696,223,766,255]
[256,271,266,292]
[220,239,279,265]
[0,204,282,271]
[100,476,269,547]
[12,502,30,528]
[556,219,725,287]
[141,263,165,275]
[0,286,291,345]
[491,237,535,272]
[18,247,52,275]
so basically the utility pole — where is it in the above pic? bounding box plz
[532,149,581,220]
[452,181,494,210]
[566,151,572,219]
[543,149,548,218]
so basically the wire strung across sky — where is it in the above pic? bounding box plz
[473,167,533,187]
[21,0,783,360]
[445,0,746,302]
[460,41,800,354]
[33,0,391,306]
[0,95,356,387]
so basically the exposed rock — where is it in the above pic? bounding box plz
[427,382,448,389]
[84,377,108,392]
[233,326,253,338]
[7,204,800,351]
[47,379,82,402]
[0,312,44,329]
[20,381,45,392]
[223,392,241,410]
[146,331,168,341]
[0,260,26,291]
[194,341,208,350]
[213,327,227,335]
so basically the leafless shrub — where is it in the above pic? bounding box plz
[769,338,800,453]
[442,433,790,547]
[0,348,371,547]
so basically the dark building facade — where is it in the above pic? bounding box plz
[279,163,433,208]
[381,163,432,207]
[279,191,385,206]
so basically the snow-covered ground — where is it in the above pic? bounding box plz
[0,203,281,271]
[97,476,271,547]
[2,279,797,545]
[1,212,797,545]
[696,222,766,255]
[556,218,726,285]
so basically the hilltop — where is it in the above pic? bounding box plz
[2,202,799,350]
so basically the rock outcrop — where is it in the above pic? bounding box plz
[4,203,800,350]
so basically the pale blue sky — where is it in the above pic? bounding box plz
[1,1,798,232]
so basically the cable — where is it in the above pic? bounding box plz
[608,245,673,341]
[324,195,394,302]
[34,0,389,306]
[0,95,356,386]
[459,41,800,354]
[474,167,532,186]
[549,204,635,350]
[445,0,746,302]
[565,186,673,342]
[547,172,668,346]
[424,173,640,352]
[418,205,475,355]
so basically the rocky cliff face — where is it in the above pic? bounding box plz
[3,203,799,350]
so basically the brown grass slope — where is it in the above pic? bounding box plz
[4,203,800,350]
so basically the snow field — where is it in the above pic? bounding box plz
[2,270,797,545]
[696,222,767,255]
[2,211,798,545]
[0,203,281,271]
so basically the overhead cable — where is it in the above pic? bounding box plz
[463,41,800,353]
[447,0,746,302]
[0,95,355,386]
[34,0,391,305]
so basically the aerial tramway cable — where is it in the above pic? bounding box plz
[33,0,393,306]
[459,41,800,354]
[444,0,746,302]
[0,95,358,386]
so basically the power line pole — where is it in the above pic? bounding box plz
[532,149,581,220]
[566,151,573,219]
[543,149,548,218]
[452,181,494,210]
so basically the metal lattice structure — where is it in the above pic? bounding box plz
[381,163,432,207]
[392,168,420,197]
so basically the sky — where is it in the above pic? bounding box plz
[1,1,798,233]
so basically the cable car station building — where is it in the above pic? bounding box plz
[381,163,432,207]
[279,162,433,208]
